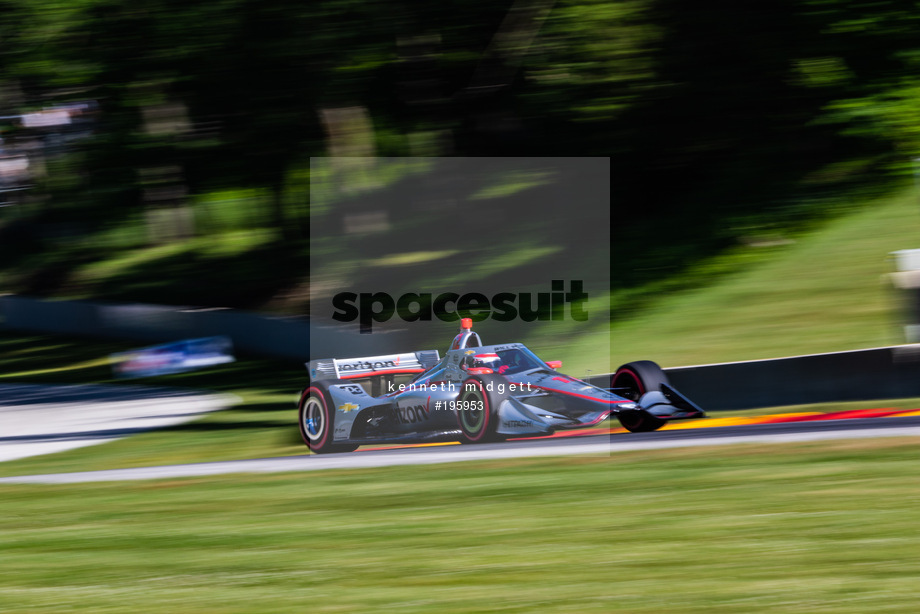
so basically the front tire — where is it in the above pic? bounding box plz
[612,361,668,433]
[298,382,359,454]
[616,409,666,433]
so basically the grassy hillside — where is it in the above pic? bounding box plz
[612,187,920,367]
[4,183,920,375]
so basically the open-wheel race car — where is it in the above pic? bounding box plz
[298,319,705,453]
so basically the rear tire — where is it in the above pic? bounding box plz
[298,382,359,454]
[456,374,508,443]
[612,361,668,433]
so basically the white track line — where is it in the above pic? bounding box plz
[4,426,920,484]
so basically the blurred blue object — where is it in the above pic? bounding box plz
[111,336,234,378]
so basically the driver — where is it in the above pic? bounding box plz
[463,353,503,372]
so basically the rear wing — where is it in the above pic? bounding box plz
[307,350,440,381]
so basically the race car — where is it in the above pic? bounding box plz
[298,318,705,453]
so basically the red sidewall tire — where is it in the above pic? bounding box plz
[612,361,669,433]
[299,386,331,452]
[612,368,645,398]
[612,360,669,401]
[457,374,509,443]
[457,379,492,442]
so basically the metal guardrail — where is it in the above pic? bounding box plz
[588,347,920,411]
[0,295,407,362]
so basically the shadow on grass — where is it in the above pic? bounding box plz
[161,418,293,433]
[86,241,308,310]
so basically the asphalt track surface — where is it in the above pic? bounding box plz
[3,399,920,483]
[0,384,237,463]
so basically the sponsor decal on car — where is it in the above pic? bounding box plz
[396,403,430,424]
[339,358,398,372]
[337,384,368,396]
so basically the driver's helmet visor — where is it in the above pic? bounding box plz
[465,353,502,370]
[472,353,501,368]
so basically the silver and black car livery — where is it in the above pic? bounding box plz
[298,319,705,453]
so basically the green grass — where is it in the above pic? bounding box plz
[612,187,920,367]
[3,442,920,612]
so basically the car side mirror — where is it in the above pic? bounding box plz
[546,360,562,369]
